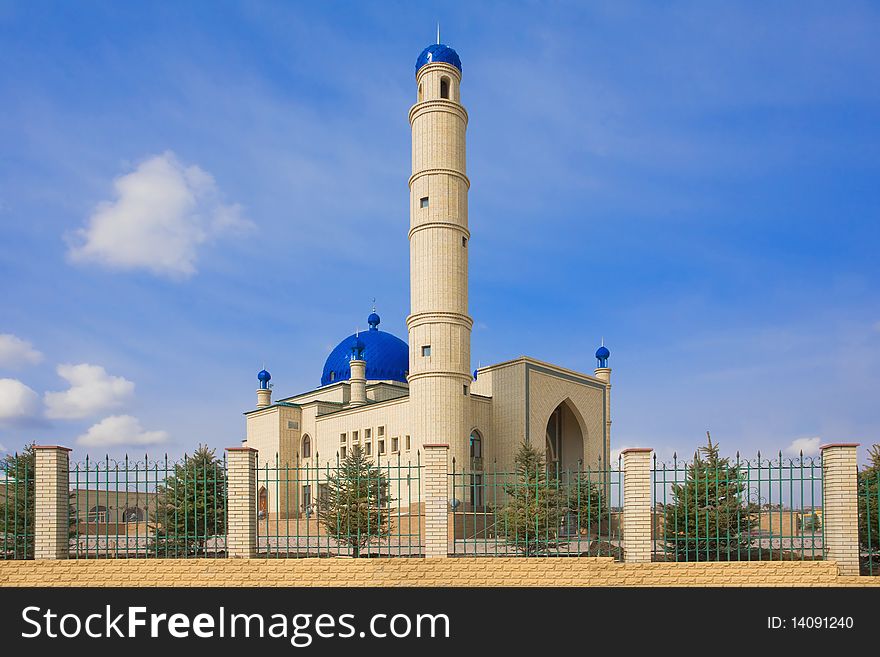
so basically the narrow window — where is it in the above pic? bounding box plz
[462,236,468,247]
[420,196,429,208]
[378,425,385,438]
[301,434,311,459]
[302,485,312,514]
[440,77,449,99]
[391,436,399,453]
[405,435,411,451]
[340,445,347,459]
[365,441,372,456]
[329,371,335,382]
[378,439,386,455]
[340,433,346,444]
[421,345,431,357]
[352,430,359,442]
[365,428,372,440]
[463,384,468,395]
[418,83,423,102]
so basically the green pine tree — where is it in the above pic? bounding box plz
[0,444,35,559]
[497,442,567,556]
[318,446,392,557]
[150,445,226,556]
[858,444,880,574]
[662,433,757,561]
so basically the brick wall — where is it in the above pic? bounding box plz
[2,558,877,588]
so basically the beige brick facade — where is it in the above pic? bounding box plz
[424,444,450,558]
[226,447,257,558]
[33,446,71,560]
[2,558,875,588]
[622,448,653,563]
[820,443,860,576]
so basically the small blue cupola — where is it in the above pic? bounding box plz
[257,368,271,389]
[350,336,366,361]
[595,343,610,368]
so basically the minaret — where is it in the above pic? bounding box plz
[349,336,367,407]
[407,42,472,462]
[594,343,612,465]
[256,368,272,408]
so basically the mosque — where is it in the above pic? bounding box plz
[243,41,613,513]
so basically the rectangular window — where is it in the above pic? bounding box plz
[421,345,431,357]
[462,236,468,247]
[420,196,429,208]
[302,485,312,513]
[365,428,371,440]
[365,441,372,456]
[378,439,386,456]
[470,475,484,508]
[405,435,411,451]
[391,436,399,453]
[318,484,329,511]
[340,445,347,459]
[352,430,359,442]
[378,426,385,438]
[340,433,347,444]
[463,384,468,395]
[287,420,299,430]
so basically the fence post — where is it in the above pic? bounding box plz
[622,448,653,563]
[820,443,859,576]
[423,444,449,558]
[225,447,257,558]
[33,445,71,560]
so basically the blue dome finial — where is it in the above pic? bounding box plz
[416,43,462,74]
[595,340,610,368]
[368,305,380,331]
[257,367,271,389]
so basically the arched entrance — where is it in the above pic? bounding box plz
[545,399,585,473]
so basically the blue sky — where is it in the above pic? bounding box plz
[0,1,878,465]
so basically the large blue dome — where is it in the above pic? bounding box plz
[321,316,409,386]
[416,43,462,74]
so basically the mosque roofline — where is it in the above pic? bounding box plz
[275,379,409,406]
[476,355,606,384]
[242,401,300,416]
[314,394,410,420]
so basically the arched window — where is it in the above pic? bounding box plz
[418,83,423,102]
[122,507,144,523]
[258,486,268,519]
[88,505,108,523]
[440,77,450,99]
[301,434,311,459]
[470,430,482,459]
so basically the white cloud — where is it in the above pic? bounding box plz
[67,151,253,278]
[76,415,169,447]
[784,436,821,457]
[0,334,43,368]
[44,363,135,420]
[0,379,40,421]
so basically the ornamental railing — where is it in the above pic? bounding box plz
[1,450,34,560]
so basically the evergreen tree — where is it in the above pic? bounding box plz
[318,446,392,557]
[858,444,880,573]
[150,446,226,556]
[497,442,567,556]
[0,444,35,559]
[662,433,757,561]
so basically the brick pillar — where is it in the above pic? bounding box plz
[226,447,257,558]
[34,446,71,560]
[622,448,653,563]
[423,444,449,558]
[820,443,859,576]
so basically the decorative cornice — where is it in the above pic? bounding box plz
[409,168,470,190]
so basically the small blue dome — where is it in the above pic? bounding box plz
[368,312,381,330]
[322,316,409,386]
[596,346,610,360]
[257,369,271,389]
[416,43,462,74]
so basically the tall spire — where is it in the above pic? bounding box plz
[437,22,440,44]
